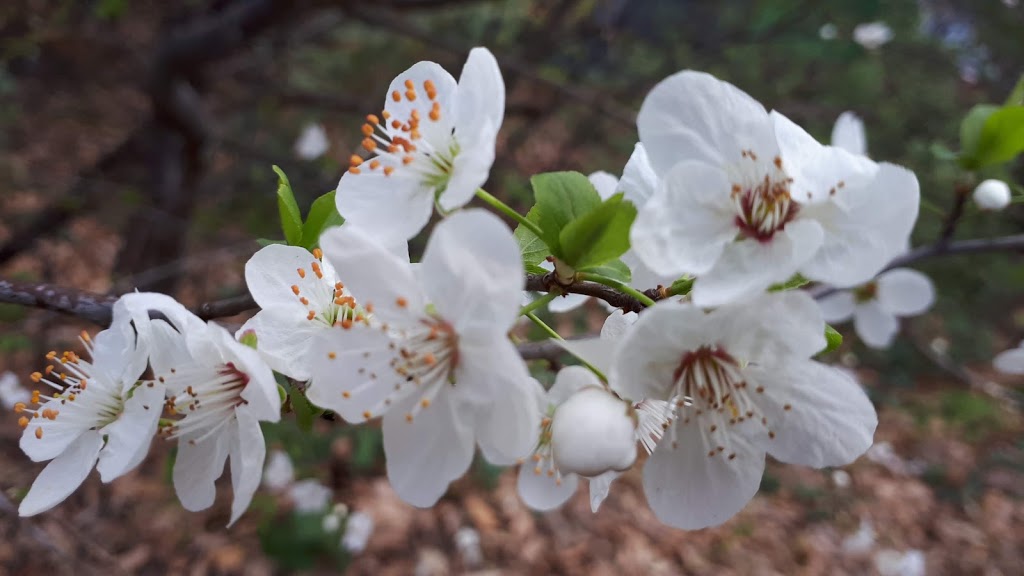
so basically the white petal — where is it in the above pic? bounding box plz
[228,408,267,527]
[621,249,676,290]
[173,430,230,512]
[637,71,774,176]
[263,450,295,490]
[853,301,899,349]
[588,171,619,199]
[799,163,919,287]
[601,309,638,342]
[550,387,637,477]
[421,209,523,338]
[245,244,331,315]
[517,463,578,511]
[817,290,856,323]
[630,161,737,277]
[96,381,164,482]
[308,325,401,423]
[19,430,104,516]
[288,479,333,513]
[875,268,934,316]
[382,391,476,507]
[462,339,540,464]
[690,218,824,307]
[208,323,281,424]
[454,47,505,147]
[831,112,867,156]
[588,470,620,513]
[119,292,200,354]
[20,398,89,463]
[719,290,827,363]
[771,111,878,202]
[547,365,601,406]
[146,319,195,387]
[556,337,619,377]
[102,297,149,384]
[384,61,458,145]
[441,120,498,211]
[547,292,588,313]
[619,143,658,208]
[319,224,425,323]
[749,360,877,467]
[993,348,1024,375]
[237,311,320,381]
[642,422,766,530]
[335,170,434,242]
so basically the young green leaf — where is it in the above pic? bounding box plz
[291,386,319,433]
[973,106,1024,168]
[514,205,549,266]
[577,259,631,284]
[558,193,637,269]
[531,171,602,255]
[768,274,810,292]
[273,165,303,246]
[300,190,345,250]
[821,324,843,355]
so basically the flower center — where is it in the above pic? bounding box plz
[161,362,249,443]
[291,248,365,328]
[347,78,458,193]
[670,345,772,459]
[528,413,567,484]
[15,332,125,440]
[853,281,878,303]
[730,153,798,242]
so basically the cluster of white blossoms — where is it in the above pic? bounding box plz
[15,46,931,532]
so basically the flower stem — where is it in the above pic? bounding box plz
[519,292,558,316]
[524,312,607,382]
[475,188,545,239]
[578,272,657,307]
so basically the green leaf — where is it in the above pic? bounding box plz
[291,387,318,433]
[300,190,345,250]
[668,276,694,296]
[531,171,601,255]
[273,165,303,246]
[578,259,631,284]
[959,104,1000,169]
[821,324,843,355]
[514,205,549,266]
[558,193,637,269]
[525,263,550,276]
[973,106,1024,168]
[1005,74,1024,106]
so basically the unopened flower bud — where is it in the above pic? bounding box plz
[973,179,1011,211]
[550,387,637,477]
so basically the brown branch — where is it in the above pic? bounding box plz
[524,273,658,313]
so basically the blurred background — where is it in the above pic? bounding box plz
[1,0,1023,574]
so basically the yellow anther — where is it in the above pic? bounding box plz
[291,285,300,295]
[18,416,29,428]
[342,391,351,399]
[420,398,431,408]
[35,427,43,439]
[313,248,323,260]
[30,372,42,383]
[328,352,337,360]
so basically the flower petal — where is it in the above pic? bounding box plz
[601,309,638,342]
[619,143,658,208]
[547,292,589,313]
[96,381,164,482]
[588,470,620,513]
[382,391,476,507]
[853,301,899,349]
[875,268,934,316]
[173,429,230,512]
[771,110,877,202]
[719,290,827,363]
[994,348,1024,375]
[642,422,766,530]
[237,311,320,381]
[799,163,919,287]
[208,323,281,423]
[319,224,424,324]
[440,120,498,211]
[556,337,619,377]
[831,111,867,156]
[335,170,435,242]
[749,360,877,467]
[384,60,458,145]
[245,244,333,315]
[547,365,602,408]
[517,463,578,512]
[630,161,737,277]
[18,430,104,516]
[308,325,403,423]
[228,408,267,527]
[637,71,774,176]
[690,218,824,307]
[588,171,619,199]
[455,47,505,147]
[817,290,856,323]
[421,209,523,338]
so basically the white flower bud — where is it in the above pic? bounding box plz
[550,387,637,477]
[973,179,1011,211]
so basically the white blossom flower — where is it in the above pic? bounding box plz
[817,268,935,349]
[145,298,281,527]
[307,210,539,507]
[612,291,877,529]
[238,244,362,381]
[336,48,505,241]
[994,340,1024,374]
[631,71,919,306]
[0,371,29,410]
[263,449,295,491]
[874,549,926,576]
[973,179,1011,211]
[16,294,161,516]
[294,123,329,161]
[289,478,333,513]
[853,22,894,50]
[341,511,375,553]
[832,111,867,156]
[454,526,483,567]
[819,23,838,41]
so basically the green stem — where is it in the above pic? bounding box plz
[475,188,545,238]
[519,292,558,316]
[524,312,607,382]
[578,272,657,307]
